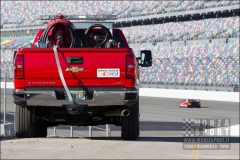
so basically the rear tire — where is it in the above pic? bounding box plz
[15,105,47,138]
[121,97,139,140]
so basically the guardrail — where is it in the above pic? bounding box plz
[49,125,111,138]
[138,56,239,92]
[1,70,14,137]
[3,70,7,124]
[140,82,239,92]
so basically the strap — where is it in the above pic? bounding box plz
[53,45,74,105]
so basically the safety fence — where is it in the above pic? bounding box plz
[139,56,239,92]
[1,55,239,92]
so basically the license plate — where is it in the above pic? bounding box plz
[97,69,120,77]
[65,91,85,100]
[188,103,191,105]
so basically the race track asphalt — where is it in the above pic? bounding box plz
[1,88,239,159]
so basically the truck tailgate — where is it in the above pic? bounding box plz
[22,48,132,87]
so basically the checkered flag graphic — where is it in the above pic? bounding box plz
[183,118,195,137]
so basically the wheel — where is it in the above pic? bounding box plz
[121,97,139,140]
[15,105,32,138]
[15,105,47,138]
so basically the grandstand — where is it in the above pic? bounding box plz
[1,1,239,91]
[1,1,239,26]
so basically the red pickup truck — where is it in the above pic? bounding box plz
[13,14,152,140]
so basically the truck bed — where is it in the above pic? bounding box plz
[14,48,137,89]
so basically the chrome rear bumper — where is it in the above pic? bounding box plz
[13,89,138,107]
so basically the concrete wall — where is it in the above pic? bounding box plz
[1,82,239,102]
[139,88,239,102]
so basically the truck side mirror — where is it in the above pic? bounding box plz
[137,50,152,67]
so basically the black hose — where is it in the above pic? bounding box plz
[83,24,113,47]
[39,22,79,48]
[39,23,55,46]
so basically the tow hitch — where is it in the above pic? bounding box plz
[66,104,84,114]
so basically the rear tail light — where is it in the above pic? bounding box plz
[126,55,136,79]
[14,55,24,79]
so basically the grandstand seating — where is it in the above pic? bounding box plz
[2,16,238,49]
[1,1,239,26]
[121,17,239,43]
[129,43,239,85]
[1,37,33,49]
[1,1,239,86]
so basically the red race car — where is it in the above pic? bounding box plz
[179,99,201,108]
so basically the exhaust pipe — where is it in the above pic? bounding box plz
[104,109,130,117]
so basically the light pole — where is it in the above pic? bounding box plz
[184,57,194,90]
[227,56,238,91]
[196,57,206,90]
[159,59,167,88]
[166,58,175,89]
[205,57,216,91]
[218,57,228,91]
[173,57,185,89]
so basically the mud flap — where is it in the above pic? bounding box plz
[53,45,83,114]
